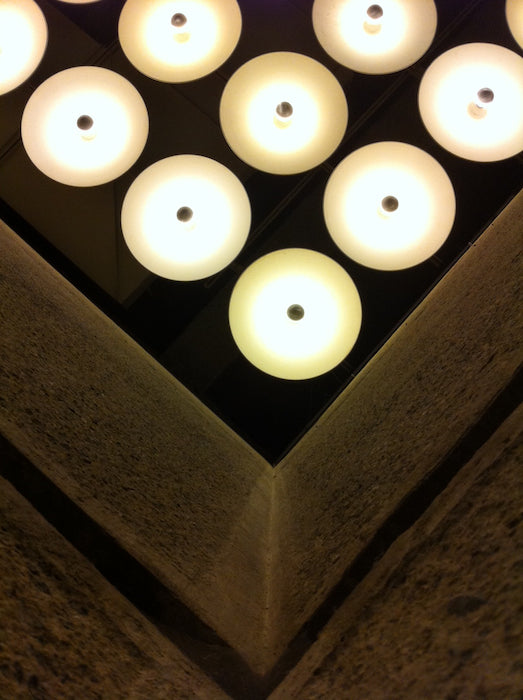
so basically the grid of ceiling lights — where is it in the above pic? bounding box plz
[3,0,523,381]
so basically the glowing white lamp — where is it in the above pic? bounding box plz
[324,142,455,271]
[0,0,47,96]
[121,155,250,281]
[312,0,437,74]
[506,0,523,50]
[419,43,523,162]
[220,52,348,175]
[21,67,149,187]
[118,0,241,83]
[229,249,362,380]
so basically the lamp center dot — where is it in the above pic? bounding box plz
[177,206,193,223]
[287,304,304,321]
[276,101,293,119]
[77,115,94,131]
[382,195,399,213]
[367,4,383,19]
[171,13,187,27]
[477,87,494,104]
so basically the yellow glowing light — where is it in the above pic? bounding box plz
[312,0,437,74]
[118,0,241,83]
[419,43,523,162]
[229,249,362,380]
[21,67,149,187]
[506,0,523,49]
[121,155,251,281]
[0,0,47,96]
[220,52,348,175]
[324,142,455,271]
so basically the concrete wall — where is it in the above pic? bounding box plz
[270,191,523,661]
[271,404,523,699]
[0,220,274,674]
[0,191,521,696]
[0,473,227,699]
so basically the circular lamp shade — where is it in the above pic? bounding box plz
[506,0,523,50]
[21,66,149,186]
[0,0,47,96]
[419,43,523,162]
[229,249,362,380]
[220,52,348,175]
[312,0,437,74]
[121,155,251,281]
[324,142,455,271]
[118,0,242,83]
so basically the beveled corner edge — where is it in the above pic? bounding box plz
[0,190,521,688]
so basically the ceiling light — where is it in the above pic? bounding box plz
[419,42,523,161]
[21,66,149,186]
[229,248,362,380]
[118,0,242,83]
[0,0,47,96]
[324,141,456,270]
[506,0,523,50]
[121,155,251,281]
[220,52,348,175]
[312,0,437,74]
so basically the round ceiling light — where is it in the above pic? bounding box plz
[21,66,149,187]
[506,0,523,50]
[220,52,348,175]
[229,248,362,380]
[312,0,437,74]
[419,43,523,162]
[0,0,48,96]
[118,0,242,83]
[121,155,251,281]
[324,142,456,271]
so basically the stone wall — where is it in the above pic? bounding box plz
[1,192,521,697]
[0,474,227,699]
[271,405,523,699]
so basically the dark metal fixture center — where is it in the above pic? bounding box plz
[276,101,293,119]
[367,4,383,19]
[382,196,399,213]
[287,304,305,321]
[171,13,187,27]
[477,87,494,104]
[177,206,193,223]
[77,115,94,131]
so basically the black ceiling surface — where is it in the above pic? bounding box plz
[1,0,522,463]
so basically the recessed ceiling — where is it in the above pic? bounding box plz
[0,0,521,462]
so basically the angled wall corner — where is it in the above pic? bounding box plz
[0,219,274,675]
[269,190,523,663]
[0,189,521,688]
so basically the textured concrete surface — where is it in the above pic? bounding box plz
[1,189,521,679]
[271,404,523,699]
[271,191,523,659]
[0,220,273,673]
[0,475,227,699]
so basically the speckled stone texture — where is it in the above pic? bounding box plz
[0,475,227,699]
[0,220,273,673]
[270,191,523,659]
[1,190,522,681]
[271,405,523,699]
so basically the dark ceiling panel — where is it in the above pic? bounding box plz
[0,0,521,462]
